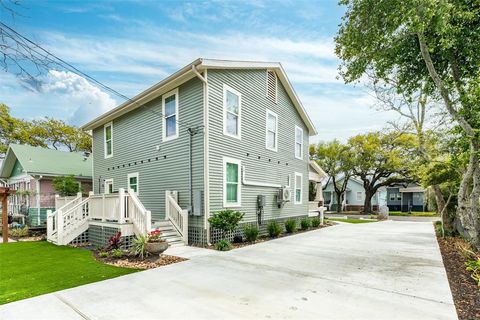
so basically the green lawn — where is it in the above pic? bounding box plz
[388,211,438,217]
[0,241,138,305]
[326,217,377,224]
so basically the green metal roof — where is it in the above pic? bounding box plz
[0,144,92,178]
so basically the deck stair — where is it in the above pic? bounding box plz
[152,220,185,247]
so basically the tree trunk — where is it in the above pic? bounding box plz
[456,140,480,249]
[363,189,375,214]
[336,192,342,213]
[432,184,454,232]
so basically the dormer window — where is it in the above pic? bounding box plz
[266,70,277,103]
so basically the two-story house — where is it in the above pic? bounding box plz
[46,59,317,247]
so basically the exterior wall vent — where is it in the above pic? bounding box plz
[266,70,277,103]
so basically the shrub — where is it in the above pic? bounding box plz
[466,259,480,286]
[110,249,124,258]
[285,219,297,233]
[267,221,282,238]
[9,226,29,237]
[98,251,109,258]
[132,235,147,259]
[311,217,321,228]
[216,239,232,251]
[244,225,259,242]
[106,232,123,251]
[300,218,311,230]
[208,209,244,240]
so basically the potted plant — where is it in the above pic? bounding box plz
[145,229,168,256]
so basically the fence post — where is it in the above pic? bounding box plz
[47,209,53,240]
[54,195,60,210]
[146,210,152,234]
[102,193,106,222]
[118,188,125,224]
[57,209,63,245]
[165,190,170,221]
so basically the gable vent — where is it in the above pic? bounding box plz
[266,70,277,102]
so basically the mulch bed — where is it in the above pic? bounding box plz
[436,234,480,320]
[198,221,336,250]
[94,251,187,270]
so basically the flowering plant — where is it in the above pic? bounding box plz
[147,229,164,243]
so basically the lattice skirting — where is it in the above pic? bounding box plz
[189,215,309,245]
[69,225,135,249]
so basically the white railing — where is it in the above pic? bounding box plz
[89,193,123,222]
[165,190,188,244]
[126,189,151,237]
[55,194,82,210]
[47,188,153,245]
[47,195,90,245]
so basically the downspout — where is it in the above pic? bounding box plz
[192,65,211,244]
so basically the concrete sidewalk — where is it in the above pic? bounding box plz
[0,221,456,320]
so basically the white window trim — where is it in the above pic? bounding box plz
[266,70,278,104]
[104,122,113,159]
[295,125,304,160]
[162,88,179,142]
[294,172,302,204]
[265,109,278,152]
[223,156,241,208]
[223,84,242,140]
[104,178,113,194]
[127,172,139,195]
[356,191,362,201]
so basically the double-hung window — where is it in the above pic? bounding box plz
[127,173,139,194]
[223,157,241,207]
[294,172,302,204]
[163,89,179,141]
[223,84,241,139]
[295,126,303,159]
[104,122,113,158]
[266,110,278,151]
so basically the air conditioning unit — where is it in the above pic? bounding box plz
[277,187,291,207]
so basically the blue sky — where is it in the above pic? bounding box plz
[0,0,398,142]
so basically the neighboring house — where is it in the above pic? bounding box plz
[0,144,92,227]
[323,177,426,212]
[386,184,426,212]
[308,160,327,213]
[323,177,379,212]
[47,58,317,247]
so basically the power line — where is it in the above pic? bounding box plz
[0,22,200,130]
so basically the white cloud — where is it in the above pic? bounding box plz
[40,70,117,125]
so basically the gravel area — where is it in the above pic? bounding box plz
[95,252,187,270]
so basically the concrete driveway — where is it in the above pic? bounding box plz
[0,221,456,320]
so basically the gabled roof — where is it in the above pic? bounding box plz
[0,144,92,178]
[81,58,317,135]
[309,160,327,179]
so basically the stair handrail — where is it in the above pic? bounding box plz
[165,191,188,244]
[47,192,82,243]
[126,188,151,237]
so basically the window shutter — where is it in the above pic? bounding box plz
[267,70,277,102]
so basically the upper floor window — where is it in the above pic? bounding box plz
[223,84,241,139]
[294,172,302,204]
[128,172,139,195]
[266,110,278,151]
[104,122,113,158]
[223,157,241,207]
[295,125,303,159]
[162,89,179,141]
[266,70,277,103]
[356,191,362,201]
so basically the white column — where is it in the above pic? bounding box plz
[118,188,125,223]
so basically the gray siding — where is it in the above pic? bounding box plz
[207,69,310,223]
[92,77,204,221]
